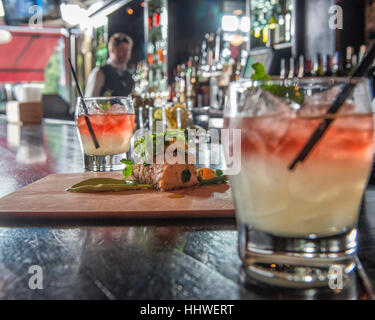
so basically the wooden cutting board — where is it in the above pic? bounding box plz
[0,172,235,220]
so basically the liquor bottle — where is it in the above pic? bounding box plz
[168,84,175,102]
[351,54,358,71]
[288,56,295,79]
[269,13,278,46]
[206,33,215,68]
[174,65,181,101]
[322,54,328,76]
[179,64,186,103]
[229,59,237,83]
[189,63,197,108]
[304,58,313,77]
[148,15,152,31]
[186,57,195,105]
[199,38,208,70]
[153,10,160,27]
[359,45,367,62]
[332,51,344,76]
[368,60,375,95]
[285,11,292,42]
[345,46,354,75]
[311,55,318,77]
[318,54,324,76]
[214,32,221,64]
[312,54,323,77]
[280,58,286,79]
[278,12,285,44]
[259,11,268,45]
[235,59,242,81]
[324,55,333,76]
[297,55,305,78]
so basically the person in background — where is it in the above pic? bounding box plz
[85,33,135,97]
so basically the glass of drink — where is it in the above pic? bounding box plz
[223,78,374,288]
[75,96,135,171]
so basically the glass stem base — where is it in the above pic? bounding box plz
[238,224,358,288]
[83,153,127,172]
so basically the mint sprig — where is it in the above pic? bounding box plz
[215,169,224,177]
[251,63,271,81]
[120,159,134,178]
[251,63,304,104]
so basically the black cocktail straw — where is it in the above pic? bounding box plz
[288,42,375,171]
[68,58,100,149]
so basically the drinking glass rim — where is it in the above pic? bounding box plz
[77,96,133,101]
[226,76,373,118]
[75,96,135,116]
[232,76,368,87]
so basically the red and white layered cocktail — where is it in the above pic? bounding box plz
[75,97,135,171]
[224,78,375,287]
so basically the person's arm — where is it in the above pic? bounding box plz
[85,67,105,97]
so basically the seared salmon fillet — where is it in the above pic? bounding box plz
[132,163,199,191]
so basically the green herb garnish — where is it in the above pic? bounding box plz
[262,84,305,105]
[251,63,305,104]
[199,175,228,185]
[134,130,191,165]
[101,101,111,111]
[251,63,271,81]
[181,168,191,183]
[66,178,152,193]
[215,169,224,177]
[120,159,134,178]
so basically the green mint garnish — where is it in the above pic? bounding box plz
[251,63,305,104]
[101,101,111,111]
[120,159,133,178]
[262,84,305,105]
[181,168,191,183]
[199,175,228,185]
[215,169,224,177]
[251,63,271,81]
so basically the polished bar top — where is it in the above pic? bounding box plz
[0,116,375,299]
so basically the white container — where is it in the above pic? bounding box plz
[13,83,44,102]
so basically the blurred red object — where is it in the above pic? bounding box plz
[0,27,63,83]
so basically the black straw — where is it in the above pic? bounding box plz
[288,41,375,171]
[68,58,100,149]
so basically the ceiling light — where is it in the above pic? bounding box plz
[221,15,239,32]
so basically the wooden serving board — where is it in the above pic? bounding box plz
[0,172,235,220]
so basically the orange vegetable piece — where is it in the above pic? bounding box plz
[198,168,216,180]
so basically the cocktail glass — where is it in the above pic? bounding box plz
[75,96,135,171]
[223,78,374,288]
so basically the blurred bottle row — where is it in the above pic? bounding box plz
[279,45,369,79]
[250,0,293,48]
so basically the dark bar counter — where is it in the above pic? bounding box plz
[0,116,374,299]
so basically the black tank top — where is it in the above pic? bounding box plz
[99,64,134,97]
